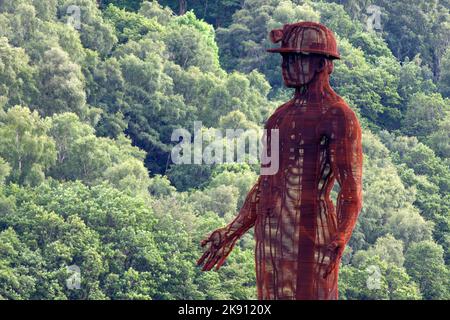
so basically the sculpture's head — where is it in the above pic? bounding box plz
[267,22,340,88]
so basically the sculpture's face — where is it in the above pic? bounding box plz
[281,53,328,87]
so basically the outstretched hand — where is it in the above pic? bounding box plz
[196,228,234,271]
[323,238,346,279]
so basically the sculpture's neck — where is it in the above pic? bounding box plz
[293,71,334,104]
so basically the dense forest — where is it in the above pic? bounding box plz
[0,0,449,299]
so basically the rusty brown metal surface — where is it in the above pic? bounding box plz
[198,22,363,300]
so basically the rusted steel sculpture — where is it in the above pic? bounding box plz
[197,22,363,300]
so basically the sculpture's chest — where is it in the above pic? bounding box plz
[270,107,324,152]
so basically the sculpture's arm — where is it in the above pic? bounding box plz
[220,177,261,240]
[197,178,261,271]
[324,107,363,276]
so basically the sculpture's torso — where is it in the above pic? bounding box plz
[197,22,363,302]
[255,96,342,300]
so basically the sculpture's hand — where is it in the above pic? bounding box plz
[197,180,260,272]
[323,237,346,278]
[196,228,235,271]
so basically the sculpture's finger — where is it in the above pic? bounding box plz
[200,238,210,247]
[323,246,338,278]
[323,261,336,279]
[196,250,210,266]
[201,250,218,271]
[202,253,222,271]
[209,254,223,271]
[215,254,228,270]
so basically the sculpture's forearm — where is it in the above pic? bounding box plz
[336,182,362,243]
[222,178,261,241]
[197,179,261,271]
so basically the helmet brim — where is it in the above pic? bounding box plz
[266,47,340,59]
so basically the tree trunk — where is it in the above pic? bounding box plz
[179,0,187,15]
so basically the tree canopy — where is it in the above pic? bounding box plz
[0,0,448,300]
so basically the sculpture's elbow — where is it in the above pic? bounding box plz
[339,178,362,209]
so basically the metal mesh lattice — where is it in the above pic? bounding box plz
[198,22,363,300]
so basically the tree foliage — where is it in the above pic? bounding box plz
[0,0,448,300]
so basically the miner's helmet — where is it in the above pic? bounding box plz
[267,21,340,60]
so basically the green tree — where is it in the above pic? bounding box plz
[427,116,450,158]
[36,47,86,117]
[339,255,421,300]
[49,112,148,187]
[0,37,37,108]
[59,0,118,55]
[397,56,436,105]
[404,241,449,299]
[0,106,56,185]
[101,0,144,12]
[386,206,434,247]
[402,92,449,138]
[367,234,405,267]
[0,158,11,185]
[103,158,151,195]
[163,11,220,73]
[190,185,239,218]
[352,130,417,249]
[147,174,176,197]
[103,3,162,43]
[208,163,258,208]
[379,131,450,262]
[139,0,173,26]
[0,228,43,299]
[439,47,450,97]
[0,2,39,47]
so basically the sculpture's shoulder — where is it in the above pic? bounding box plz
[264,100,294,130]
[326,98,359,124]
[322,97,362,137]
